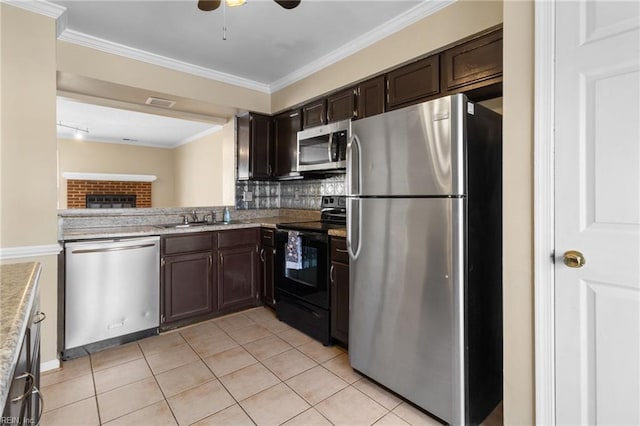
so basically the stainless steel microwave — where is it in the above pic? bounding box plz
[297,120,350,172]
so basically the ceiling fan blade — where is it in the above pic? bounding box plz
[198,0,221,11]
[274,0,301,9]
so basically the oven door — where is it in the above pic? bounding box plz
[275,230,329,309]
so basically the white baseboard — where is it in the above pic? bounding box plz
[41,358,61,372]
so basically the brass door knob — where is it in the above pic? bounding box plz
[563,250,586,268]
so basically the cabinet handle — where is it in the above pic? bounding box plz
[272,248,276,255]
[33,311,46,324]
[161,258,166,267]
[330,265,335,283]
[32,385,44,425]
[335,248,348,254]
[209,255,213,267]
[11,372,35,403]
[260,248,265,262]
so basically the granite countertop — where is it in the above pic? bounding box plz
[61,216,318,241]
[328,228,347,238]
[0,262,41,408]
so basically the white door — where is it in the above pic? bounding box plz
[555,1,640,424]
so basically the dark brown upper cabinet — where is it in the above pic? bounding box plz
[443,29,503,93]
[387,55,440,110]
[356,76,385,120]
[327,88,357,123]
[302,98,327,129]
[274,108,302,177]
[237,112,274,180]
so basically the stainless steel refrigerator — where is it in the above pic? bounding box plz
[346,94,502,425]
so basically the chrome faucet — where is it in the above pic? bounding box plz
[191,210,199,222]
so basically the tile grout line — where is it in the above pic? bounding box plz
[179,323,259,426]
[137,343,181,426]
[88,352,103,426]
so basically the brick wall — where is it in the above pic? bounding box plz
[67,180,152,208]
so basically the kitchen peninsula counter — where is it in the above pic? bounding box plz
[60,216,317,241]
[0,262,41,408]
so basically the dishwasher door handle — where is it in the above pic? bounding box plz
[71,243,157,254]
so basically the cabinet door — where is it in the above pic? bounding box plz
[218,245,259,312]
[274,109,302,177]
[162,252,214,324]
[356,76,385,120]
[236,113,250,181]
[387,55,440,109]
[443,29,502,92]
[327,88,356,123]
[302,99,327,129]
[330,261,349,345]
[250,113,274,178]
[3,333,29,422]
[261,246,276,307]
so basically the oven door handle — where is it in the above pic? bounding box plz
[277,230,328,243]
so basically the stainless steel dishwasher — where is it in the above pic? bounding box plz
[64,236,160,358]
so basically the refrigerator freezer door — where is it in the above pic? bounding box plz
[348,197,466,424]
[348,94,466,197]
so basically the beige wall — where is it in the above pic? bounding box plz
[57,138,176,208]
[1,4,59,363]
[57,42,270,115]
[271,1,503,112]
[502,1,535,424]
[173,120,235,207]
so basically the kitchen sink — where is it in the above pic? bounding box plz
[155,222,211,229]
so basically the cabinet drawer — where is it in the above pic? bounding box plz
[261,228,275,247]
[162,232,214,255]
[331,237,349,264]
[218,228,258,248]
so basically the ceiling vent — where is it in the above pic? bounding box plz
[145,97,176,108]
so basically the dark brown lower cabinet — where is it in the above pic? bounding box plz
[3,295,44,425]
[218,228,260,313]
[162,252,215,324]
[330,237,349,346]
[161,232,216,329]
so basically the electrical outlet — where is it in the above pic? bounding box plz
[242,191,253,202]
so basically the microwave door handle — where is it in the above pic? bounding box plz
[327,132,334,162]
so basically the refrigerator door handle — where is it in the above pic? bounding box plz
[347,197,362,259]
[347,134,361,196]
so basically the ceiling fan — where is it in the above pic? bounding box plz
[197,0,301,11]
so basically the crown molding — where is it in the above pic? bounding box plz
[58,29,272,94]
[20,0,456,95]
[268,0,456,92]
[2,0,65,18]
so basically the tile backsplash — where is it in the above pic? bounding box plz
[236,175,345,210]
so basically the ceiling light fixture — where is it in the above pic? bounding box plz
[225,0,246,7]
[57,121,89,140]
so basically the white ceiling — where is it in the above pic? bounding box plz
[57,97,221,148]
[52,0,428,88]
[45,0,451,147]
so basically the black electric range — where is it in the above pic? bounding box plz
[274,196,346,345]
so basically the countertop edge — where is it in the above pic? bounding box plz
[60,217,306,241]
[0,262,41,409]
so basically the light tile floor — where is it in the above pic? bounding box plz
[40,307,503,426]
